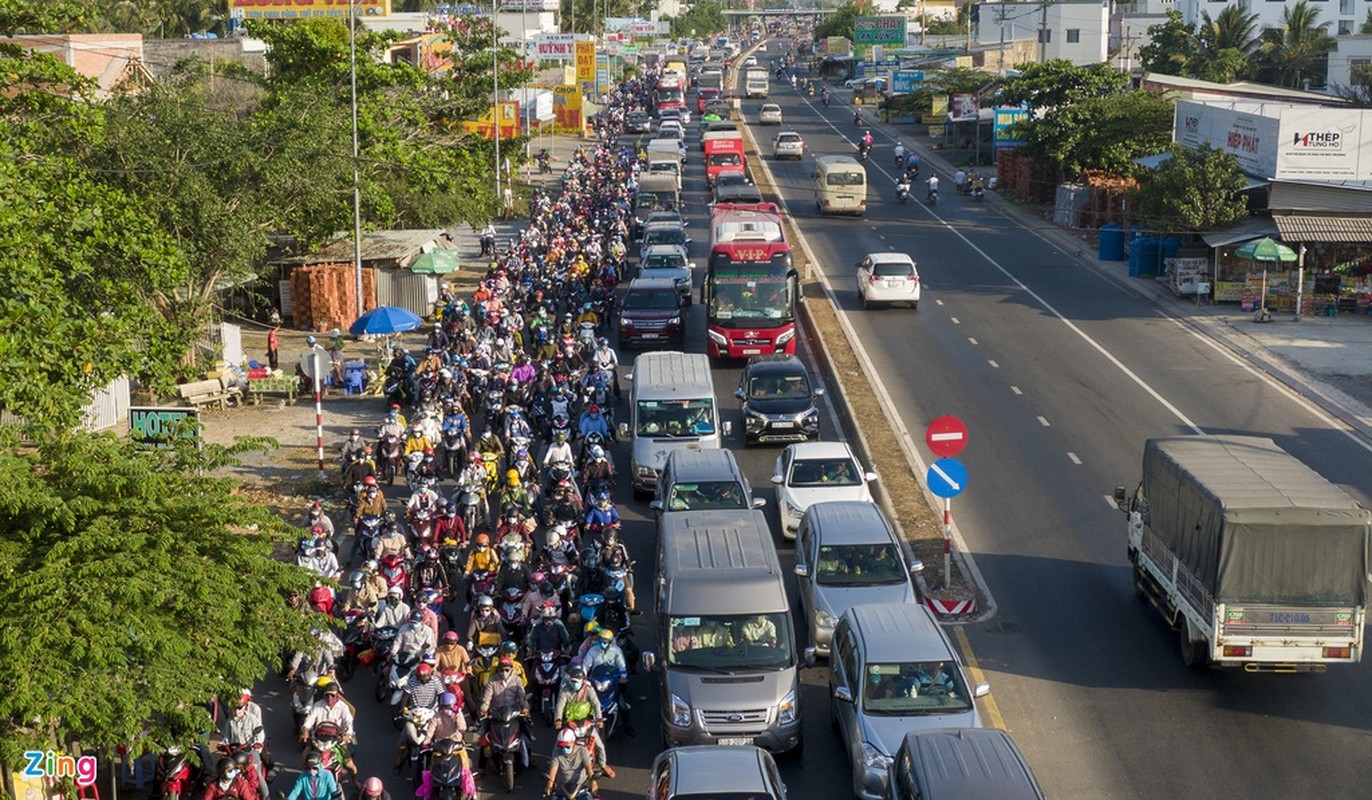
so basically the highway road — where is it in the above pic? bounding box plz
[246,41,1372,800]
[748,42,1372,800]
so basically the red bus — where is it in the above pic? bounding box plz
[704,203,798,359]
[655,79,685,115]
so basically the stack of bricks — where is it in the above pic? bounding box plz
[290,263,377,331]
[995,150,1054,204]
[1080,169,1139,229]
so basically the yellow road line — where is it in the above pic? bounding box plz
[953,625,1007,731]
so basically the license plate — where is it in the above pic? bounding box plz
[886,280,904,288]
[741,348,762,356]
[840,196,853,202]
[718,738,752,746]
[641,333,660,339]
[772,421,794,429]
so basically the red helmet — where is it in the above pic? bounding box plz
[363,476,378,486]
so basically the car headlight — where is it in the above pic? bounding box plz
[777,689,798,725]
[798,408,819,424]
[636,464,656,478]
[816,608,838,628]
[861,742,894,770]
[784,500,803,517]
[670,693,692,728]
[748,408,770,421]
[668,316,682,326]
[706,329,728,346]
[776,328,796,346]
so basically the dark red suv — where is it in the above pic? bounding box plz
[618,277,685,350]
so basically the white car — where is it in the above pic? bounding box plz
[772,130,804,160]
[758,43,768,52]
[856,252,920,309]
[772,441,878,538]
[758,103,783,125]
[744,55,759,66]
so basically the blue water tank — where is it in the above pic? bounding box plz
[1098,223,1126,262]
[1133,236,1161,277]
[1161,237,1181,261]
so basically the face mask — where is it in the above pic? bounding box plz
[569,680,583,690]
[598,640,610,649]
[226,770,240,779]
[309,767,320,774]
[500,667,513,676]
[559,746,573,755]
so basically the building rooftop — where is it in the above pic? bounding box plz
[1142,72,1348,106]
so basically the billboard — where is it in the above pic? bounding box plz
[891,70,925,94]
[536,33,579,59]
[825,36,852,57]
[534,84,584,133]
[993,107,1029,148]
[229,0,389,19]
[500,0,558,9]
[1273,105,1368,180]
[463,100,521,139]
[129,407,200,448]
[575,40,596,82]
[1174,100,1279,178]
[853,16,906,46]
[949,93,979,122]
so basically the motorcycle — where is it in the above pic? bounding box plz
[352,515,382,566]
[456,482,486,541]
[479,232,496,258]
[857,142,870,163]
[378,553,408,592]
[896,179,911,204]
[337,610,374,681]
[426,738,475,800]
[376,651,420,721]
[441,427,467,478]
[478,707,531,793]
[588,664,633,739]
[401,707,436,785]
[155,747,194,800]
[531,649,565,726]
[537,152,552,174]
[498,585,528,645]
[308,721,351,786]
[971,184,986,202]
[378,434,404,485]
[927,186,939,205]
[467,568,497,607]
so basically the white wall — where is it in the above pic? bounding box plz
[1329,34,1372,88]
[1171,0,1366,36]
[976,0,1109,65]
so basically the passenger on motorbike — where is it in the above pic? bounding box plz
[377,408,407,441]
[203,756,255,800]
[403,425,432,457]
[346,561,387,614]
[340,430,367,473]
[526,603,570,651]
[577,405,611,442]
[394,610,437,665]
[342,447,376,490]
[374,586,411,630]
[299,686,359,784]
[580,629,628,686]
[554,665,615,779]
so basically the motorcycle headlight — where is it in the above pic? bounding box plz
[861,742,893,770]
[776,328,796,346]
[777,689,798,725]
[670,693,692,728]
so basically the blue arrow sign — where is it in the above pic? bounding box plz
[926,457,968,499]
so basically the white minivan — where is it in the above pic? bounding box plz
[619,351,731,498]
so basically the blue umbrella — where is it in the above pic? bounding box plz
[349,305,424,336]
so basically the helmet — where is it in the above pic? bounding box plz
[589,404,600,413]
[584,620,600,635]
[598,628,615,640]
[476,594,494,608]
[557,728,576,747]
[424,447,434,456]
[541,604,558,619]
[364,778,385,797]
[365,559,379,571]
[409,609,424,623]
[439,692,457,709]
[417,662,434,675]
[507,471,521,487]
[362,445,373,454]
[443,630,459,642]
[305,753,322,768]
[475,533,490,546]
[530,570,547,584]
[363,476,377,486]
[498,655,514,666]
[500,640,518,655]
[412,426,422,435]
[565,664,586,681]
[387,585,403,597]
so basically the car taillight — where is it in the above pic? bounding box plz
[1222,645,1251,658]
[869,275,881,282]
[911,275,919,282]
[1324,646,1352,659]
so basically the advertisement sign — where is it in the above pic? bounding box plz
[535,84,584,133]
[229,0,389,19]
[462,100,521,139]
[853,15,907,46]
[930,93,948,117]
[948,93,979,122]
[1274,105,1367,180]
[575,41,596,82]
[826,36,852,57]
[891,69,925,93]
[993,107,1029,148]
[536,33,579,59]
[1174,100,1279,179]
[629,20,660,36]
[129,406,200,447]
[499,0,557,9]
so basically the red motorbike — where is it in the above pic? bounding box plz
[379,553,408,592]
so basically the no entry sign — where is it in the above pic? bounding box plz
[925,416,968,458]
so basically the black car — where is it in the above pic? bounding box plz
[735,354,823,445]
[712,181,764,206]
[626,112,653,133]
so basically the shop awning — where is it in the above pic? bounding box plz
[1273,214,1372,243]
[1200,216,1279,247]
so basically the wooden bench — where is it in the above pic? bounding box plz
[245,375,298,406]
[176,375,242,410]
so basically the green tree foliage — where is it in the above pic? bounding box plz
[998,60,1128,110]
[814,0,874,41]
[1256,0,1336,88]
[1134,144,1250,232]
[561,0,653,34]
[668,0,727,39]
[0,431,316,763]
[1197,5,1260,61]
[1330,63,1372,107]
[1362,7,1372,34]
[1017,90,1174,180]
[1139,10,1195,77]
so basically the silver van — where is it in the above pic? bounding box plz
[649,746,787,800]
[647,509,809,756]
[889,729,1044,800]
[651,448,766,516]
[826,603,990,800]
[794,501,922,656]
[619,352,730,499]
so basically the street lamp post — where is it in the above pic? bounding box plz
[349,0,364,317]
[493,0,502,218]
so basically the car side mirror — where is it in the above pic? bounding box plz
[909,558,924,574]
[974,682,991,698]
[722,420,733,436]
[751,497,766,509]
[1113,485,1127,510]
[865,471,878,483]
[813,388,825,397]
[735,389,746,400]
[641,651,657,672]
[684,237,693,246]
[770,474,783,484]
[793,563,809,577]
[833,685,853,703]
[804,648,817,668]
[688,262,698,270]
[649,500,663,511]
[617,422,629,439]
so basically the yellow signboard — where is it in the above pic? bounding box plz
[229,0,391,19]
[575,41,596,82]
[462,100,521,139]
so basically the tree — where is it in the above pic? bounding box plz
[1191,6,1260,81]
[1139,10,1195,77]
[668,1,727,39]
[997,60,1128,110]
[1134,144,1250,231]
[1016,90,1174,180]
[814,0,873,41]
[0,431,316,765]
[1329,63,1372,107]
[1362,7,1372,34]
[1256,0,1336,88]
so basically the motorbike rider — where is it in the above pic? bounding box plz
[543,480,582,529]
[340,429,367,472]
[403,425,432,457]
[431,691,467,743]
[466,594,508,649]
[494,549,532,597]
[406,482,440,523]
[373,519,411,562]
[475,429,505,465]
[553,665,615,779]
[285,627,344,685]
[590,338,620,400]
[301,544,340,581]
[285,753,341,800]
[219,690,269,800]
[393,609,437,664]
[542,431,575,476]
[463,533,501,585]
[202,756,254,800]
[577,404,611,443]
[302,501,336,543]
[390,662,442,774]
[543,728,597,800]
[435,630,472,679]
[953,168,967,194]
[478,655,529,719]
[526,603,570,654]
[520,574,561,622]
[503,471,536,517]
[457,451,490,509]
[377,406,407,442]
[893,141,907,168]
[346,560,387,613]
[926,173,940,201]
[579,628,628,690]
[352,477,385,526]
[426,322,450,354]
[580,445,613,489]
[342,447,376,494]
[374,586,411,630]
[479,221,498,257]
[298,685,360,786]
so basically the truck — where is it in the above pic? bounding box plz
[744,67,769,99]
[703,131,744,186]
[1115,435,1371,671]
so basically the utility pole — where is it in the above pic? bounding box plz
[1037,0,1048,63]
[965,0,971,52]
[348,0,363,318]
[919,0,926,45]
[996,5,1009,74]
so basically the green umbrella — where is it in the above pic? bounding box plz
[409,249,462,275]
[1235,236,1298,263]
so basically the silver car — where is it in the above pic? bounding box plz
[793,501,921,655]
[758,103,783,125]
[856,252,920,309]
[826,604,990,800]
[639,243,696,304]
[772,130,805,160]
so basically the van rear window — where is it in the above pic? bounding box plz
[826,171,865,187]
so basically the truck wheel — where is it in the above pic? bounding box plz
[1179,628,1210,669]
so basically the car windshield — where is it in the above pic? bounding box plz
[644,228,686,246]
[643,253,686,269]
[873,261,915,278]
[709,153,742,167]
[666,480,747,511]
[862,661,973,715]
[635,398,716,437]
[763,106,780,114]
[747,373,811,400]
[814,544,906,586]
[623,289,678,310]
[666,613,793,669]
[788,457,861,487]
[711,277,790,321]
[715,172,749,187]
[777,134,801,144]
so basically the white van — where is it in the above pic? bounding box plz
[618,351,730,498]
[647,150,683,191]
[813,155,868,216]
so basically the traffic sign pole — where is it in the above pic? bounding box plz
[943,499,952,585]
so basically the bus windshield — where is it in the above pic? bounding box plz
[709,274,793,327]
[657,87,684,104]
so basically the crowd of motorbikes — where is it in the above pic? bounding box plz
[150,71,674,800]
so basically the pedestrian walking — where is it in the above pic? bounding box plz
[267,326,280,371]
[502,185,515,220]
